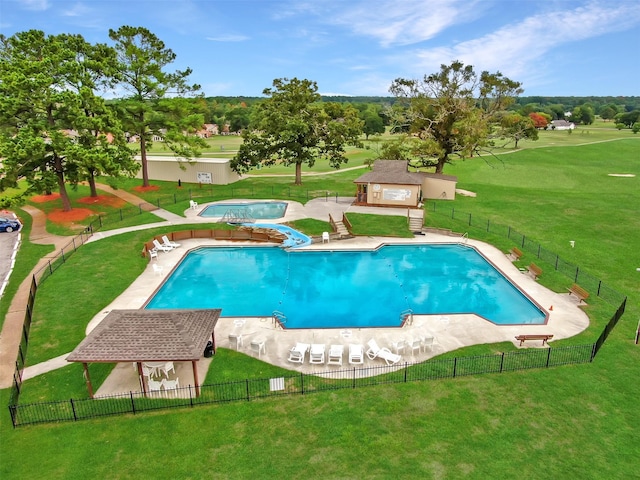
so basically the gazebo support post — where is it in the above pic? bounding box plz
[192,360,200,397]
[82,363,94,398]
[137,363,149,396]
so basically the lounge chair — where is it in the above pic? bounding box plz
[162,235,181,249]
[288,342,310,363]
[153,239,173,252]
[309,344,326,364]
[365,339,402,366]
[327,345,344,366]
[348,344,364,365]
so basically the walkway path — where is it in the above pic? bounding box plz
[0,189,179,388]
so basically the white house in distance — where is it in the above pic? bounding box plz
[354,160,458,208]
[135,156,241,185]
[549,120,575,130]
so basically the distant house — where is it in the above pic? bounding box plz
[354,160,458,207]
[549,120,575,130]
[196,124,219,138]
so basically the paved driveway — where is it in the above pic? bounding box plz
[0,212,21,293]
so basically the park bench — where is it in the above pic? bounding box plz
[508,247,523,261]
[526,263,543,280]
[567,284,589,303]
[515,334,554,346]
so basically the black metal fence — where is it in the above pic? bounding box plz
[7,197,629,427]
[425,202,627,307]
[9,343,596,426]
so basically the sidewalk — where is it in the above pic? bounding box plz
[0,188,175,388]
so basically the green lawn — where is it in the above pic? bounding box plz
[1,134,639,479]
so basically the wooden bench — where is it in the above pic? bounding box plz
[515,334,554,346]
[526,263,542,280]
[508,247,523,261]
[567,284,589,303]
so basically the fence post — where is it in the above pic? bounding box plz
[130,391,136,415]
[70,398,78,421]
[499,352,505,373]
[119,209,123,221]
[597,280,602,297]
[574,267,579,283]
[189,385,193,407]
[352,368,356,389]
[300,372,305,394]
[468,213,472,226]
[451,207,455,219]
[174,193,177,204]
[453,357,457,378]
[545,347,552,368]
[487,219,490,232]
[404,363,408,382]
[245,379,250,401]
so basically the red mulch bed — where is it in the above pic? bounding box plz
[31,193,61,203]
[133,185,160,192]
[77,195,126,208]
[48,208,95,223]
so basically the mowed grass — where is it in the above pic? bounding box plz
[1,136,640,478]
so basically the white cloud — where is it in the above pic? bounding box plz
[329,0,484,47]
[206,34,249,42]
[62,2,91,17]
[409,2,640,83]
[20,0,50,11]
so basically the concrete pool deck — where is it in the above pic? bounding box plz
[86,229,589,396]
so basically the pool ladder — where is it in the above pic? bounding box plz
[272,310,287,329]
[400,309,413,326]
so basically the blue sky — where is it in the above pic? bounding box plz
[2,0,639,97]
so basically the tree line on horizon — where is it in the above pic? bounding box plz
[1,26,638,211]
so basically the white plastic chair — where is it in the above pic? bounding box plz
[153,239,173,252]
[162,378,180,390]
[147,377,163,392]
[148,248,158,261]
[189,200,199,210]
[409,338,422,355]
[309,344,326,364]
[158,361,175,377]
[322,232,330,243]
[161,235,181,249]
[327,345,344,366]
[152,264,164,275]
[392,339,407,354]
[421,336,435,352]
[250,337,266,357]
[229,333,243,350]
[288,343,310,363]
[348,344,364,365]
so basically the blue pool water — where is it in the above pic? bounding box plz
[200,201,287,219]
[145,244,547,328]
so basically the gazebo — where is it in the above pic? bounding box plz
[66,309,221,398]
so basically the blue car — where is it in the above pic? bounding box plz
[0,217,21,233]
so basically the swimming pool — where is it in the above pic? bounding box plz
[200,201,287,219]
[145,244,547,328]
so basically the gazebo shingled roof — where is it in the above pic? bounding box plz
[66,309,221,363]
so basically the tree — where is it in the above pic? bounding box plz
[231,78,363,185]
[500,113,538,148]
[109,26,205,187]
[389,60,523,173]
[528,112,549,129]
[359,106,386,139]
[0,30,137,210]
[572,105,595,125]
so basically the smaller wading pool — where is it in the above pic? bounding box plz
[199,201,288,219]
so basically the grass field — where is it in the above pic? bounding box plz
[1,126,639,479]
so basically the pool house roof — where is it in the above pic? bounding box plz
[66,309,221,363]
